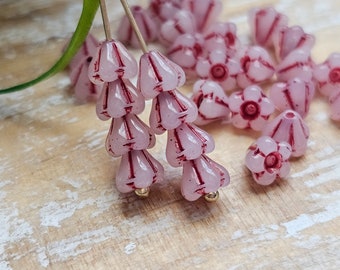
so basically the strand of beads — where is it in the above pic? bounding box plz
[87,39,164,197]
[138,50,230,201]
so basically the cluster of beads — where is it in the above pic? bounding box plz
[114,1,339,186]
[87,39,164,197]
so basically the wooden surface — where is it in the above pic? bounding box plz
[0,0,339,269]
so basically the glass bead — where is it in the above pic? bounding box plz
[191,79,229,125]
[245,136,292,185]
[116,149,164,193]
[262,110,309,157]
[166,122,215,167]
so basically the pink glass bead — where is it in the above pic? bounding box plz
[229,85,274,131]
[182,0,222,32]
[237,46,275,89]
[191,79,229,125]
[88,40,138,84]
[329,89,340,121]
[117,5,158,48]
[116,149,164,193]
[276,49,314,82]
[69,33,99,72]
[269,77,315,118]
[273,25,315,62]
[196,50,241,91]
[148,0,182,22]
[204,22,240,55]
[158,10,196,46]
[96,79,145,121]
[167,33,204,78]
[181,154,230,201]
[245,136,292,185]
[262,110,309,157]
[149,90,198,134]
[105,114,155,157]
[249,7,288,48]
[138,50,186,99]
[166,122,215,167]
[313,53,340,97]
[70,57,103,103]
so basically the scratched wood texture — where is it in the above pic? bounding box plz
[0,0,339,269]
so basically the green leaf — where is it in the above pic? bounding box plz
[0,0,99,95]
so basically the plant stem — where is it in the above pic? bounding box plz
[99,0,112,41]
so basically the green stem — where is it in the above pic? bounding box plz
[0,0,99,95]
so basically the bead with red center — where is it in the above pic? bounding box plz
[264,152,282,173]
[210,64,228,81]
[329,68,340,83]
[240,101,260,120]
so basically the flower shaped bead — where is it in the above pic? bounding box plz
[88,40,138,84]
[167,33,204,78]
[96,79,145,121]
[117,5,158,48]
[204,22,240,56]
[116,150,164,193]
[181,154,230,201]
[313,53,340,97]
[191,79,229,125]
[196,50,241,91]
[237,46,275,88]
[269,77,315,118]
[245,136,292,185]
[138,50,185,99]
[276,49,314,82]
[166,123,215,167]
[229,85,274,131]
[263,110,309,157]
[273,25,315,62]
[249,7,288,48]
[182,0,222,32]
[329,89,340,121]
[158,10,196,46]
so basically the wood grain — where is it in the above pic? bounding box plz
[0,0,339,269]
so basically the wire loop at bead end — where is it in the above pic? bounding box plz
[204,191,219,202]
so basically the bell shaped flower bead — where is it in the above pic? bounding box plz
[158,10,196,46]
[245,136,292,185]
[329,89,340,121]
[313,53,340,97]
[249,7,288,48]
[196,50,241,91]
[191,80,229,125]
[182,0,222,32]
[96,79,145,121]
[138,50,185,99]
[237,46,276,89]
[262,110,309,157]
[181,155,230,201]
[148,0,182,22]
[116,150,164,193]
[105,114,155,157]
[269,77,315,118]
[117,5,158,48]
[273,25,315,62]
[276,49,314,82]
[168,33,205,78]
[166,123,215,167]
[204,22,240,56]
[229,85,274,131]
[88,40,138,84]
[149,90,198,134]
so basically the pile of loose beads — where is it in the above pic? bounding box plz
[113,1,339,186]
